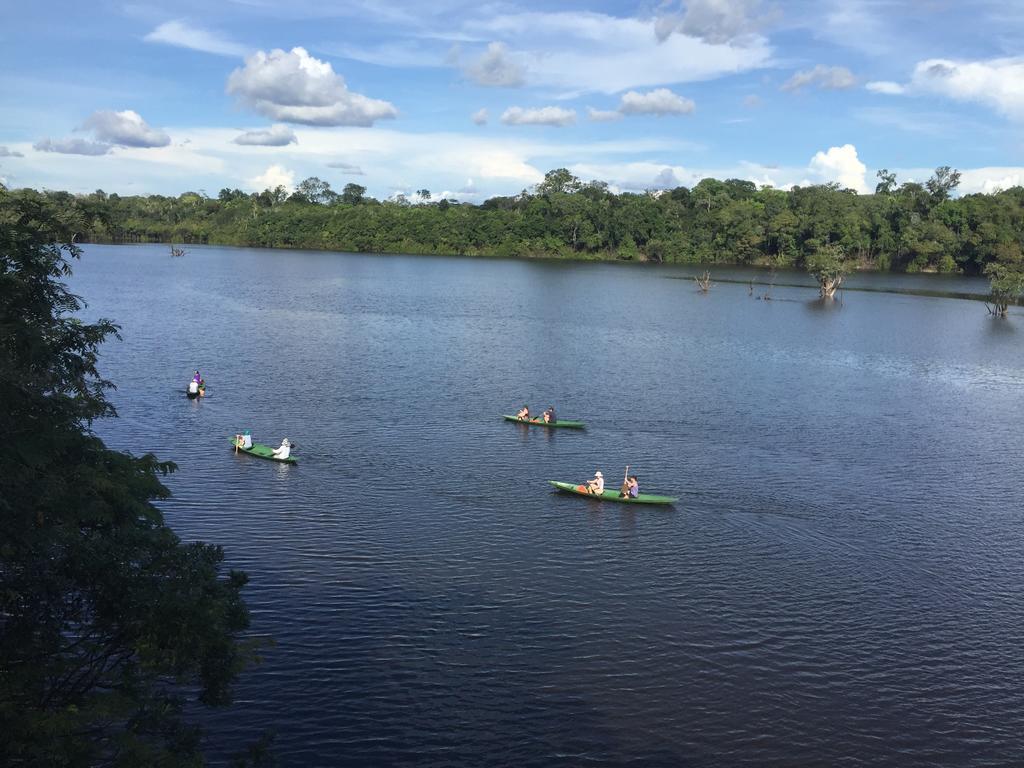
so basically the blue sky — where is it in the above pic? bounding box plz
[2,0,1024,201]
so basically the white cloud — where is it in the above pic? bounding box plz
[618,88,695,116]
[82,110,171,148]
[980,175,1020,194]
[464,42,525,87]
[652,167,681,188]
[865,81,905,95]
[742,94,762,108]
[500,106,576,127]
[655,0,767,44]
[467,11,772,95]
[571,161,692,191]
[809,144,868,192]
[227,47,398,126]
[957,167,1024,194]
[33,138,112,156]
[910,57,1024,120]
[817,0,897,57]
[854,106,958,136]
[233,125,297,146]
[144,20,247,57]
[471,108,488,125]
[7,123,693,201]
[326,161,364,175]
[250,163,295,191]
[587,107,623,122]
[781,65,856,92]
[0,146,24,157]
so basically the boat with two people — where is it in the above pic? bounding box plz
[548,466,676,505]
[503,404,584,429]
[230,434,297,464]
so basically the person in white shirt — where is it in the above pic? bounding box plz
[271,438,291,460]
[586,470,604,495]
[188,380,199,395]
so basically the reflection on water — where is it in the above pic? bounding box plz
[72,244,1024,767]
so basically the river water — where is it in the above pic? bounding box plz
[72,244,1024,767]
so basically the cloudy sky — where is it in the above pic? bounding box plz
[2,0,1023,200]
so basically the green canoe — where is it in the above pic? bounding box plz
[548,480,677,505]
[229,437,297,464]
[503,415,586,429]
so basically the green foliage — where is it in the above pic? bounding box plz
[294,177,336,205]
[984,242,1024,317]
[340,183,366,206]
[0,188,254,765]
[804,241,851,297]
[926,166,961,202]
[875,169,898,195]
[535,168,582,196]
[10,165,1024,274]
[804,241,849,281]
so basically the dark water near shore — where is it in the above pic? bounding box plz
[73,244,1024,767]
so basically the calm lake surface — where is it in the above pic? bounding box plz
[72,244,1024,767]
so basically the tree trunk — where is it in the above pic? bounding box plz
[819,274,842,298]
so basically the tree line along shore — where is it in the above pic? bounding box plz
[5,165,1024,308]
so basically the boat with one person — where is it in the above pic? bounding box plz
[187,370,205,399]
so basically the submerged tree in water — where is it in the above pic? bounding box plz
[0,189,254,765]
[984,242,1024,318]
[804,242,850,299]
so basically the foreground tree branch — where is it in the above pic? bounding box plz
[0,188,256,766]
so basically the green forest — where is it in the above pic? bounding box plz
[1,188,264,766]
[5,165,1024,308]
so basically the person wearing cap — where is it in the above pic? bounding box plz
[271,438,291,460]
[542,406,556,424]
[515,405,530,420]
[586,470,604,495]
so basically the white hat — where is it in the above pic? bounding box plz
[595,471,602,477]
[283,438,290,445]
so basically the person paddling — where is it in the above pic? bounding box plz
[618,466,640,499]
[542,406,556,424]
[271,438,291,460]
[234,430,253,452]
[515,405,530,420]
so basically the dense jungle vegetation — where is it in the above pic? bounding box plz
[6,165,1024,293]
